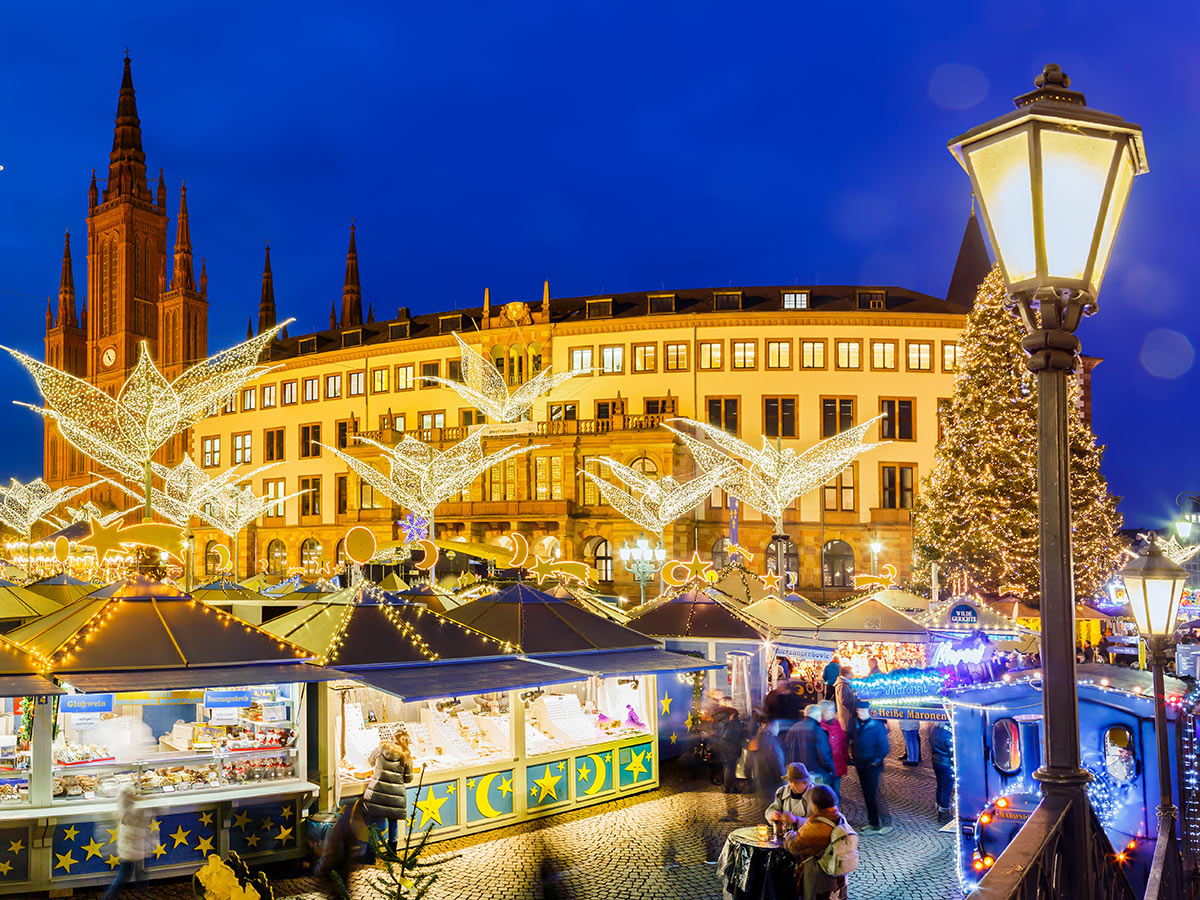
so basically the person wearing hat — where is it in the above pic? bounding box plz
[850,701,892,834]
[765,762,813,828]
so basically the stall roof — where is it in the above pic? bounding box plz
[871,589,932,614]
[945,664,1188,707]
[375,573,409,592]
[0,675,62,696]
[6,577,313,672]
[0,584,62,620]
[922,599,1034,636]
[785,594,832,621]
[545,583,630,624]
[533,648,725,677]
[445,583,657,653]
[816,598,929,643]
[348,657,584,702]
[625,588,765,641]
[190,578,264,606]
[25,573,92,605]
[57,662,346,693]
[391,584,449,614]
[261,585,514,666]
[742,596,821,633]
[709,566,772,606]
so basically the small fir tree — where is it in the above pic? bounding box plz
[912,265,1122,604]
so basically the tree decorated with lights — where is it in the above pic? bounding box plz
[912,266,1122,602]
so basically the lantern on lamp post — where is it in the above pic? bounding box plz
[1120,533,1186,834]
[618,535,666,608]
[948,63,1147,889]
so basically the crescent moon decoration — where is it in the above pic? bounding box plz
[212,543,232,572]
[343,526,377,565]
[413,539,439,572]
[660,561,688,587]
[583,753,607,796]
[53,537,70,563]
[506,532,530,569]
[474,772,501,819]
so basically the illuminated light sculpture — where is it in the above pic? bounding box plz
[854,563,902,593]
[580,457,732,535]
[206,481,308,581]
[324,429,540,581]
[4,321,290,520]
[0,477,93,565]
[1135,532,1200,568]
[420,333,590,422]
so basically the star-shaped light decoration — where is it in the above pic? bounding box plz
[680,551,713,583]
[528,556,558,584]
[761,572,782,593]
[325,429,541,523]
[4,322,289,514]
[580,457,731,535]
[422,333,591,422]
[665,416,886,534]
[399,512,430,543]
[1136,532,1200,567]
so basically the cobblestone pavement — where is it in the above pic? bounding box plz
[43,729,960,900]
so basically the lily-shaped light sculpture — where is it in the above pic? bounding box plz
[206,481,309,581]
[664,417,887,534]
[1136,532,1200,567]
[0,477,94,561]
[46,501,129,531]
[580,457,733,534]
[4,321,290,519]
[420,333,590,422]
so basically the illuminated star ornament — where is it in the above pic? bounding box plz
[665,416,886,534]
[399,512,430,543]
[579,457,731,534]
[421,332,590,422]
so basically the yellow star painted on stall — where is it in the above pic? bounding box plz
[275,825,293,843]
[198,810,214,826]
[169,825,191,848]
[685,712,697,731]
[529,555,557,584]
[529,786,537,798]
[82,837,105,859]
[670,731,678,744]
[244,834,260,848]
[499,776,513,797]
[556,761,565,772]
[414,792,449,828]
[259,818,273,832]
[232,810,252,831]
[61,825,79,842]
[106,855,121,869]
[279,805,295,820]
[533,769,561,803]
[153,843,166,859]
[105,827,119,846]
[681,551,713,582]
[196,835,214,854]
[7,839,23,854]
[660,692,672,716]
[0,861,12,877]
[446,783,456,795]
[149,819,162,832]
[467,778,476,789]
[625,749,649,781]
[54,851,76,873]
[578,763,591,781]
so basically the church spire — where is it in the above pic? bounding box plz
[945,205,992,308]
[57,231,77,328]
[156,168,166,211]
[258,243,277,333]
[172,182,195,291]
[340,222,362,328]
[104,53,150,203]
[329,299,337,330]
[88,169,98,210]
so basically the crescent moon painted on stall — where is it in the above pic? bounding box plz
[660,561,688,587]
[506,532,530,569]
[413,539,439,571]
[583,753,607,796]
[474,772,501,818]
[213,544,232,571]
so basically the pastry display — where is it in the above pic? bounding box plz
[54,739,113,765]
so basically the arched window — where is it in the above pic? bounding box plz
[508,345,525,386]
[267,539,287,576]
[630,456,658,476]
[766,537,799,581]
[587,537,613,583]
[301,538,322,574]
[823,540,854,588]
[335,539,346,565]
[537,535,561,560]
[490,346,505,378]
[204,540,222,576]
[528,341,543,375]
[712,537,730,569]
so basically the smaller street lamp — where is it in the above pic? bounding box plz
[1120,532,1187,833]
[869,538,882,576]
[1174,492,1200,542]
[618,535,666,607]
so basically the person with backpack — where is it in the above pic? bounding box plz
[783,784,857,900]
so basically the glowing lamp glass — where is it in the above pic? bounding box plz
[1120,540,1187,637]
[1176,519,1193,541]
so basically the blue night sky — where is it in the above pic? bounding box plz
[0,2,1197,526]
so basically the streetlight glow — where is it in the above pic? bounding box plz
[1120,533,1187,637]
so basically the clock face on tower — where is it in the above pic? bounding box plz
[101,347,116,368]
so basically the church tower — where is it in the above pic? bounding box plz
[43,231,88,487]
[158,181,208,378]
[85,54,171,394]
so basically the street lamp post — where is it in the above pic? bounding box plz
[1119,534,1186,833]
[1174,492,1200,542]
[869,538,882,577]
[949,63,1147,893]
[618,535,666,607]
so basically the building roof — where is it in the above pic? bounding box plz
[816,598,928,643]
[741,596,820,633]
[945,210,992,307]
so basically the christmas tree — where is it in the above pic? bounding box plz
[912,265,1122,604]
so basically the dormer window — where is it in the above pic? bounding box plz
[586,299,613,319]
[342,330,362,348]
[782,291,809,310]
[389,322,409,340]
[299,338,317,355]
[714,291,742,311]
[440,314,462,334]
[857,290,886,310]
[648,293,675,314]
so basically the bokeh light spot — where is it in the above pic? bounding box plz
[929,63,989,111]
[1140,329,1194,379]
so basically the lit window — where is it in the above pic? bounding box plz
[943,342,961,372]
[233,432,252,464]
[665,343,688,371]
[283,381,298,405]
[549,403,576,421]
[600,346,623,374]
[699,342,722,370]
[222,394,235,414]
[349,371,365,395]
[801,341,825,369]
[395,365,414,391]
[325,374,342,399]
[242,388,256,411]
[303,378,319,402]
[371,368,389,393]
[767,341,791,369]
[534,456,564,500]
[732,341,756,369]
[571,348,593,371]
[836,341,860,369]
[265,479,285,517]
[262,384,277,408]
[908,342,933,371]
[202,437,220,468]
[782,291,809,309]
[420,412,445,429]
[872,341,896,370]
[633,344,656,372]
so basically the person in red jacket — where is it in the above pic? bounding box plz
[819,699,848,802]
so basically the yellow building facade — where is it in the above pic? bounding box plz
[190,278,982,602]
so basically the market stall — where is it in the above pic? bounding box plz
[0,584,60,627]
[268,582,713,840]
[814,598,929,673]
[0,577,341,893]
[922,598,1038,665]
[23,573,91,606]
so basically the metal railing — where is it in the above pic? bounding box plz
[968,793,1137,900]
[354,414,673,446]
[1145,813,1184,900]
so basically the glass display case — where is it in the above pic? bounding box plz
[52,684,302,803]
